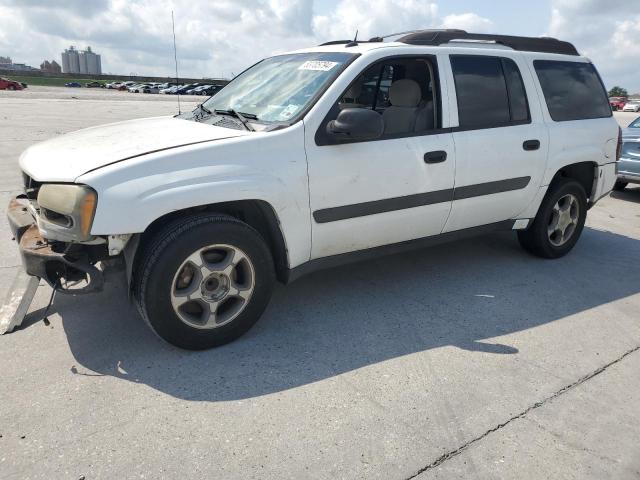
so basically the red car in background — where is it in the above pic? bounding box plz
[609,96,628,111]
[0,77,25,90]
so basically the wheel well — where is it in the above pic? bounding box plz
[139,200,289,283]
[551,162,597,200]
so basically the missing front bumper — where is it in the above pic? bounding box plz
[7,196,105,294]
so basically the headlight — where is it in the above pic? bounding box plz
[37,184,97,241]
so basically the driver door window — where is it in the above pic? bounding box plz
[328,56,440,142]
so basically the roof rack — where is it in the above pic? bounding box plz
[319,39,382,46]
[396,30,579,56]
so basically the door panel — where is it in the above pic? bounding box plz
[306,133,455,259]
[445,123,547,232]
[443,53,549,232]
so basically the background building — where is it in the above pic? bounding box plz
[0,55,38,71]
[61,46,101,75]
[40,60,62,73]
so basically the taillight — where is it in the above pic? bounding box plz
[616,126,623,161]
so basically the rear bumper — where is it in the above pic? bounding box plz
[7,196,105,294]
[590,162,617,207]
[618,172,640,184]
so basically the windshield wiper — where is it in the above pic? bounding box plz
[199,104,212,115]
[214,109,257,131]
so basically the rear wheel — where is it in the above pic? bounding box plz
[133,214,275,350]
[518,179,587,259]
[613,180,628,191]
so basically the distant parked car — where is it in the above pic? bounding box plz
[65,82,82,88]
[117,81,136,91]
[615,116,640,191]
[622,101,640,112]
[186,84,212,95]
[128,84,149,93]
[175,83,201,94]
[609,96,628,111]
[85,81,105,88]
[161,85,184,94]
[0,77,25,90]
[142,84,161,94]
[198,85,223,96]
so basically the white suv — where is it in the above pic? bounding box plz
[8,30,621,349]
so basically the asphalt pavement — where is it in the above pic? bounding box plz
[0,87,639,479]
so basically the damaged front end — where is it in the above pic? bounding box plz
[7,194,109,295]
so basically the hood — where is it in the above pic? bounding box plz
[20,116,248,182]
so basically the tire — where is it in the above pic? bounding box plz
[8,85,15,91]
[613,180,628,191]
[133,213,276,350]
[517,179,587,259]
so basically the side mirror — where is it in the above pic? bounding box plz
[326,108,384,141]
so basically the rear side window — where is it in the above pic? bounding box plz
[534,60,612,121]
[451,55,530,130]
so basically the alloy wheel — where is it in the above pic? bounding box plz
[547,193,579,247]
[170,244,255,329]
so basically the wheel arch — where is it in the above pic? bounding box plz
[549,161,598,201]
[127,200,290,286]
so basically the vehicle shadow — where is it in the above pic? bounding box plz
[611,186,640,203]
[53,226,640,401]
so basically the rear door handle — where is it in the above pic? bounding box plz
[523,140,541,151]
[424,150,447,163]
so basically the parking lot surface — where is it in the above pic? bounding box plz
[1,88,639,479]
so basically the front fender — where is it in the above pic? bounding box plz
[76,124,312,267]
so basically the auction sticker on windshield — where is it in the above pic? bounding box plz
[298,61,338,71]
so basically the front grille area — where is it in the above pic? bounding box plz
[22,172,42,200]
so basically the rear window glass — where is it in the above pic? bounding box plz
[502,59,529,123]
[533,60,612,122]
[451,55,530,130]
[451,56,510,129]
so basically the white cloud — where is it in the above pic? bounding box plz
[5,0,635,92]
[312,0,439,41]
[0,0,494,79]
[549,0,640,92]
[441,13,493,33]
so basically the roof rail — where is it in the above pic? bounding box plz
[397,30,579,56]
[318,39,383,46]
[368,29,465,43]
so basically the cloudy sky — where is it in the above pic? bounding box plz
[0,0,638,91]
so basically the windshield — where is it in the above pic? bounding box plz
[203,52,355,123]
[629,117,640,128]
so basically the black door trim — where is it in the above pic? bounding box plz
[313,176,531,223]
[452,176,531,201]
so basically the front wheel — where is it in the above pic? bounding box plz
[133,214,276,350]
[518,179,587,259]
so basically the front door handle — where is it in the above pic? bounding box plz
[523,140,541,151]
[424,150,447,163]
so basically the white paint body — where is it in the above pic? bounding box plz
[19,42,619,270]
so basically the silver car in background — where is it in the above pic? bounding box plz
[622,101,640,112]
[616,116,640,190]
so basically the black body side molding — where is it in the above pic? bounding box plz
[313,176,531,223]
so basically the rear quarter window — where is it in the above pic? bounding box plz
[533,60,612,122]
